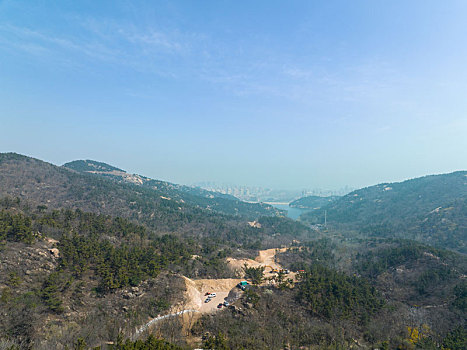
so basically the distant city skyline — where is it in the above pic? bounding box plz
[193,181,353,201]
[1,1,466,190]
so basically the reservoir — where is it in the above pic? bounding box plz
[268,203,309,220]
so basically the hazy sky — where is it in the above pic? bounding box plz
[1,0,467,190]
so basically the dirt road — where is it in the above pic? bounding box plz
[181,247,293,315]
[226,247,289,276]
[136,247,294,338]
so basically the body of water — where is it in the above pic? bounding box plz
[269,203,309,220]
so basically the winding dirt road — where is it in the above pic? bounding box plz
[135,247,293,337]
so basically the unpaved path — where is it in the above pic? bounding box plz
[255,247,286,268]
[226,247,288,277]
[135,309,198,337]
[255,247,297,281]
[136,247,294,337]
[225,257,260,274]
[181,247,293,314]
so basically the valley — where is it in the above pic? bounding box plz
[4,1,467,348]
[0,153,465,349]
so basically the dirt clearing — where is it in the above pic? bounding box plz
[180,277,241,314]
[138,247,298,338]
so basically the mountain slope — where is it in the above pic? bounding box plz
[0,153,280,222]
[289,195,340,209]
[63,159,124,173]
[0,153,314,247]
[0,153,242,235]
[301,171,467,253]
[1,153,465,349]
[63,159,279,217]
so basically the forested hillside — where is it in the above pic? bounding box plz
[1,154,465,349]
[0,194,314,348]
[0,153,281,221]
[194,238,466,349]
[289,195,340,209]
[0,199,186,348]
[301,172,467,253]
[63,159,277,218]
[0,154,294,241]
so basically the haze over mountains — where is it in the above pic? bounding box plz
[0,153,281,221]
[0,152,466,349]
[62,159,285,218]
[2,1,467,348]
[0,152,314,246]
[289,195,340,209]
[300,171,467,254]
[2,153,465,253]
[63,160,239,201]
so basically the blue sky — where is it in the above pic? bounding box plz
[1,0,466,190]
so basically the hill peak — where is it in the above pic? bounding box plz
[63,159,125,173]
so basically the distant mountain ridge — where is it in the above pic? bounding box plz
[289,195,340,209]
[0,153,282,227]
[1,153,465,348]
[301,171,467,253]
[63,159,240,200]
[64,159,124,173]
[62,158,284,218]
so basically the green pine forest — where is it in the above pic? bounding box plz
[0,153,465,349]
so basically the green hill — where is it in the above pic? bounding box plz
[289,195,340,209]
[62,158,277,217]
[0,153,281,222]
[301,171,467,253]
[63,159,124,173]
[0,153,313,247]
[0,154,317,348]
[2,153,465,349]
[194,238,466,349]
[63,159,238,200]
[0,199,215,347]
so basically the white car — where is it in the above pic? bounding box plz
[209,293,216,298]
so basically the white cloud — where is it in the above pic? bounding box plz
[0,24,121,63]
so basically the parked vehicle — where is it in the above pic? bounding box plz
[204,298,211,303]
[223,301,230,307]
[209,293,216,297]
[217,303,223,308]
[238,281,248,288]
